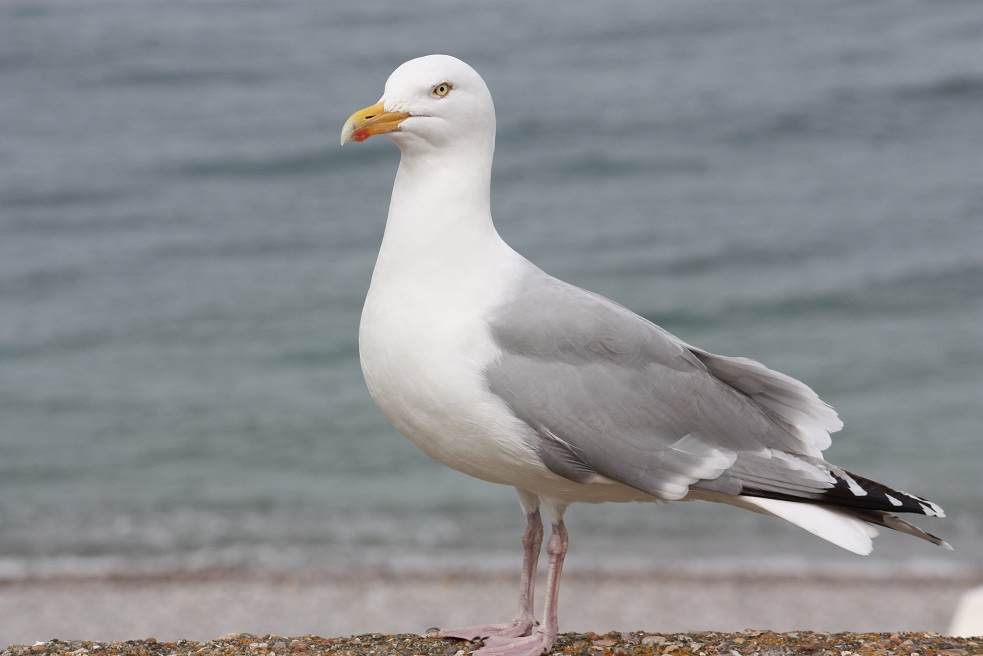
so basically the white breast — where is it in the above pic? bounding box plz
[358,238,549,487]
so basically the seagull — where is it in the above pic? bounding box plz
[341,55,949,656]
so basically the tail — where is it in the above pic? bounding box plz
[739,496,951,555]
[696,469,950,556]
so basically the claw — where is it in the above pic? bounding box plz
[469,632,555,656]
[436,620,535,642]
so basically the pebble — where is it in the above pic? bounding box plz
[2,630,978,656]
[218,634,251,642]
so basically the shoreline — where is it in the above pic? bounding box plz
[2,570,981,647]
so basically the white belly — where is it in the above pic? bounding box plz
[357,241,659,506]
[358,250,548,487]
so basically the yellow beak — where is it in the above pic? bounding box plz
[340,101,411,145]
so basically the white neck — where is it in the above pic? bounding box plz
[372,145,505,282]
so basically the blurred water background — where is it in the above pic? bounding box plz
[2,0,981,581]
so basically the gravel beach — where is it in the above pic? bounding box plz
[1,572,979,648]
[3,630,982,656]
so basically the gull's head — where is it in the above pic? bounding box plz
[341,54,495,152]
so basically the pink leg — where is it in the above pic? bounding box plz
[437,508,544,641]
[476,519,568,656]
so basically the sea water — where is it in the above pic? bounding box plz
[2,0,981,580]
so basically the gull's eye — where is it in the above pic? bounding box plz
[432,82,452,98]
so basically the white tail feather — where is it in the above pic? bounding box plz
[738,496,879,555]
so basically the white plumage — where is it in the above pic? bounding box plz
[342,54,948,656]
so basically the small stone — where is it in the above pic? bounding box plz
[288,640,308,653]
[592,638,616,647]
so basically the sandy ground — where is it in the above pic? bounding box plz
[1,571,980,648]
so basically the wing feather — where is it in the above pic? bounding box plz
[486,269,837,501]
[485,267,945,548]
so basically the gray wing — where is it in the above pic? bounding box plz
[485,268,852,503]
